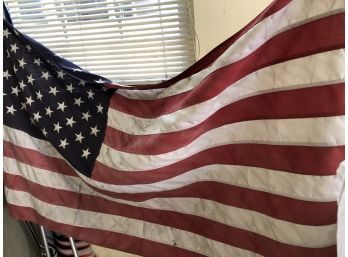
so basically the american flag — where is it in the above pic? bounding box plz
[4,0,345,257]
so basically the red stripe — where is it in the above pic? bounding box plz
[105,0,291,90]
[3,148,338,225]
[4,135,342,185]
[87,179,337,226]
[109,13,344,117]
[3,140,77,177]
[4,138,343,191]
[105,84,344,154]
[93,144,344,184]
[6,205,204,257]
[6,174,337,257]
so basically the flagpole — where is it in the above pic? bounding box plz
[68,237,79,257]
[39,226,51,257]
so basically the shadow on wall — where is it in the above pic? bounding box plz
[4,204,42,257]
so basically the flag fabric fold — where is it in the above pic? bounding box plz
[4,0,345,256]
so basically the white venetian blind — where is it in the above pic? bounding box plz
[4,0,196,85]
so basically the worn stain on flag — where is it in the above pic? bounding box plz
[3,0,345,257]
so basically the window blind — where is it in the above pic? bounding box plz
[4,0,196,85]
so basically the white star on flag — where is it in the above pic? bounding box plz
[81,148,91,159]
[74,97,84,106]
[66,83,74,93]
[82,111,91,121]
[20,102,27,110]
[3,70,12,80]
[27,74,35,84]
[95,78,106,83]
[6,105,17,115]
[57,101,67,112]
[25,96,34,106]
[10,43,19,53]
[19,80,27,90]
[49,86,59,96]
[3,28,10,38]
[33,111,42,122]
[79,80,86,86]
[36,91,43,101]
[66,116,76,127]
[41,128,48,137]
[41,71,51,80]
[59,138,69,149]
[75,132,85,143]
[45,106,53,117]
[57,70,65,79]
[96,104,103,113]
[11,86,20,96]
[33,58,42,65]
[90,125,100,136]
[18,58,27,69]
[25,45,32,52]
[87,89,95,99]
[53,122,62,133]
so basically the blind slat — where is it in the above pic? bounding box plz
[5,0,141,6]
[100,72,181,78]
[82,60,193,69]
[42,35,191,49]
[69,56,190,67]
[7,0,183,11]
[26,30,188,44]
[10,8,187,23]
[5,0,195,84]
[12,5,186,28]
[54,44,193,54]
[61,50,195,60]
[86,66,186,73]
[14,17,189,35]
[9,1,184,17]
[35,35,192,45]
[60,55,192,64]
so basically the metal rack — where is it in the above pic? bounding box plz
[24,221,79,257]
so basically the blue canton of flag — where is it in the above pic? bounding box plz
[3,20,114,177]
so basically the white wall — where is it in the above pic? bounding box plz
[92,1,273,256]
[193,0,273,59]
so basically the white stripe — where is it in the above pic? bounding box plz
[3,149,337,201]
[336,161,345,257]
[4,161,337,248]
[3,125,60,158]
[3,126,338,200]
[4,115,344,175]
[5,188,263,257]
[100,116,344,171]
[3,127,338,200]
[108,50,344,134]
[85,164,338,201]
[117,0,344,100]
